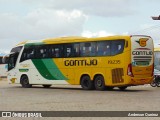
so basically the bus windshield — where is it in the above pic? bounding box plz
[8,46,23,71]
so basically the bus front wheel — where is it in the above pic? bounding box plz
[80,75,94,90]
[20,75,32,88]
[94,75,106,91]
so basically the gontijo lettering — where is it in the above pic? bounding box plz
[132,51,153,55]
[64,59,98,66]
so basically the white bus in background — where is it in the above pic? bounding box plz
[0,54,8,78]
[154,48,160,71]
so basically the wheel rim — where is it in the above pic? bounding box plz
[97,79,102,87]
[23,77,28,85]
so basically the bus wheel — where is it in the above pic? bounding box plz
[118,86,127,91]
[43,85,52,88]
[20,75,32,88]
[80,75,94,90]
[94,75,106,91]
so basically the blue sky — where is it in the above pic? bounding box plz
[0,0,160,53]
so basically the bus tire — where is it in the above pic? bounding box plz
[20,75,32,88]
[94,75,106,91]
[80,75,94,90]
[43,85,52,88]
[118,86,127,91]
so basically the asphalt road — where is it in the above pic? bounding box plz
[0,79,160,120]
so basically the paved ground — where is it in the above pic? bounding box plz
[0,79,160,120]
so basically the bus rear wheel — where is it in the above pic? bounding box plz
[94,75,106,91]
[80,75,94,90]
[20,75,32,88]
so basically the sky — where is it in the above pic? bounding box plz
[0,0,160,53]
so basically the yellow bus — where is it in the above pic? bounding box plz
[7,35,154,90]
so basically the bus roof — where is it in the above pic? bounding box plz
[43,35,131,44]
[43,36,87,44]
[16,40,42,46]
[16,35,149,46]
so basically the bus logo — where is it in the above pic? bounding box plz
[136,38,148,47]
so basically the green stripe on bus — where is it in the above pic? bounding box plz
[42,59,68,80]
[25,42,44,48]
[32,59,68,80]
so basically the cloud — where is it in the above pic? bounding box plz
[0,8,87,51]
[25,8,87,38]
[35,0,134,17]
[82,30,115,38]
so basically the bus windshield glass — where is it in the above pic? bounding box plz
[8,46,23,71]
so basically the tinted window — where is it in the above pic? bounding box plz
[64,44,74,58]
[97,41,111,56]
[11,46,23,53]
[64,43,80,58]
[111,40,125,56]
[36,45,49,59]
[49,45,63,58]
[20,46,35,62]
[20,39,125,62]
[8,53,19,71]
[73,43,80,57]
[80,42,96,57]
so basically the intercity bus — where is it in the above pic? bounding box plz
[6,35,154,90]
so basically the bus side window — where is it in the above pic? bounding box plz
[80,42,96,57]
[97,41,111,56]
[49,45,63,58]
[27,49,35,59]
[36,45,49,59]
[64,44,74,58]
[80,42,90,57]
[20,46,35,62]
[111,40,125,56]
[73,43,80,57]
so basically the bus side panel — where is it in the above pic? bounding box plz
[17,59,69,85]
